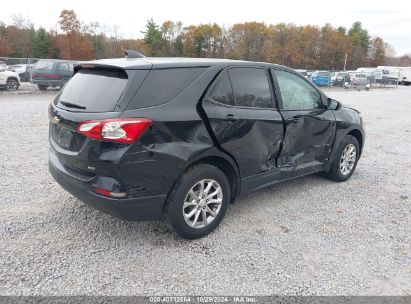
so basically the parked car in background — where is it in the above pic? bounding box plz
[333,72,349,87]
[0,61,8,69]
[49,55,365,239]
[8,64,34,82]
[0,67,20,91]
[32,59,76,90]
[351,73,369,86]
[8,64,26,74]
[310,71,331,86]
[356,68,376,84]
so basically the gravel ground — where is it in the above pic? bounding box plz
[0,86,410,296]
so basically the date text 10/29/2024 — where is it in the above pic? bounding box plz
[149,296,256,303]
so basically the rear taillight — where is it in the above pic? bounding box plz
[77,118,152,144]
[46,73,61,79]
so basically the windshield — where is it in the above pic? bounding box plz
[56,68,128,112]
[317,72,330,77]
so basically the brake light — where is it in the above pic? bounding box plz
[77,118,152,144]
[45,74,61,79]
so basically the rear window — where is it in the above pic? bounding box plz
[57,69,128,112]
[34,60,54,70]
[127,68,206,109]
[228,67,273,108]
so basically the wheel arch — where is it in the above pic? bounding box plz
[189,155,239,204]
[7,76,19,83]
[347,129,363,156]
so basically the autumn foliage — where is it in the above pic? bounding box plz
[0,10,402,69]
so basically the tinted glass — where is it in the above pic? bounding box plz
[228,68,272,108]
[57,69,128,112]
[275,70,323,110]
[57,63,69,72]
[128,68,206,109]
[34,60,54,70]
[208,70,234,106]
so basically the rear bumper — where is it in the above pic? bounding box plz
[33,79,66,87]
[49,151,166,221]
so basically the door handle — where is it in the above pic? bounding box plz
[287,117,302,124]
[221,114,239,122]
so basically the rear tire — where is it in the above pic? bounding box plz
[326,135,360,182]
[166,164,230,239]
[38,85,48,91]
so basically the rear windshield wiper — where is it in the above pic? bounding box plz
[60,101,86,110]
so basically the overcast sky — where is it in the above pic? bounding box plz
[1,0,410,55]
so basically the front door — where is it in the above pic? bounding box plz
[202,67,284,178]
[271,68,336,168]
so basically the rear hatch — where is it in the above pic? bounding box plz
[49,65,149,173]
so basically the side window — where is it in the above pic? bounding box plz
[228,67,273,108]
[128,68,205,109]
[275,70,323,110]
[208,70,234,106]
[58,63,69,72]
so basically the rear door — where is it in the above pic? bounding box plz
[271,68,336,168]
[201,66,284,178]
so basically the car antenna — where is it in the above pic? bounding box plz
[124,50,145,58]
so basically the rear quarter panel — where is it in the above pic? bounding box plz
[118,65,239,198]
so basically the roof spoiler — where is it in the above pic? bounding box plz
[124,50,145,58]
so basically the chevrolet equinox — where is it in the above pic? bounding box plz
[49,52,365,239]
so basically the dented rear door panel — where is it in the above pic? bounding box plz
[201,101,284,178]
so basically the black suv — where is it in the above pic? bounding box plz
[49,55,365,239]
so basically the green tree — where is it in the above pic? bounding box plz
[143,19,164,56]
[348,21,370,68]
[33,28,50,58]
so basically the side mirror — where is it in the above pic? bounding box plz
[327,98,340,110]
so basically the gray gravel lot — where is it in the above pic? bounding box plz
[0,86,410,296]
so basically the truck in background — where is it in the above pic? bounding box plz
[376,66,401,85]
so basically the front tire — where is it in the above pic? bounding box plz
[326,135,360,182]
[166,164,230,239]
[6,79,19,91]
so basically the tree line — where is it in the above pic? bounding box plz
[1,9,409,70]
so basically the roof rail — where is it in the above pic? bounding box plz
[124,50,145,58]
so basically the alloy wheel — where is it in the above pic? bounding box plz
[340,143,356,175]
[183,179,223,229]
[6,80,18,91]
